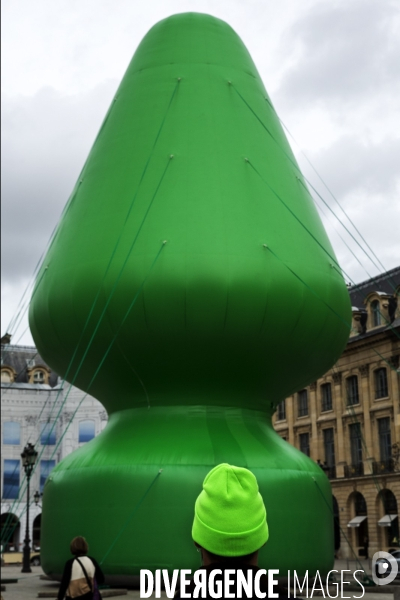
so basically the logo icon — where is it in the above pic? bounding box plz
[372,551,398,585]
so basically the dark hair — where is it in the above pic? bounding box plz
[196,543,258,564]
[206,549,258,563]
[70,536,88,556]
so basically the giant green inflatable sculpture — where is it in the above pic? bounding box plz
[29,13,351,583]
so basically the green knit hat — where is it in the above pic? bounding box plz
[192,463,269,556]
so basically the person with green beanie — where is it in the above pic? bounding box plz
[175,463,288,599]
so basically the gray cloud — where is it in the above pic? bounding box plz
[304,135,400,201]
[276,0,400,107]
[1,81,118,283]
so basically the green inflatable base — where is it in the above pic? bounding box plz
[41,406,334,581]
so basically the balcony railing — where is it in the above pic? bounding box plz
[344,463,364,477]
[317,463,336,479]
[326,466,337,479]
[372,459,395,474]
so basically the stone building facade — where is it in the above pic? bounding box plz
[1,341,107,553]
[273,266,400,559]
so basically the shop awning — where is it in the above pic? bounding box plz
[347,516,367,527]
[378,514,398,527]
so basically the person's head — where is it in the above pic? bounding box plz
[192,463,269,565]
[70,536,89,556]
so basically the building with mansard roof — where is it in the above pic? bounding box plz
[273,266,400,559]
[1,340,107,554]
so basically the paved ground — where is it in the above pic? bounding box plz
[0,564,397,600]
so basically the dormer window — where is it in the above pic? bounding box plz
[364,291,391,330]
[1,366,16,383]
[33,370,45,384]
[351,307,367,337]
[27,366,50,385]
[371,300,381,327]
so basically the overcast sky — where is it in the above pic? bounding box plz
[2,0,399,345]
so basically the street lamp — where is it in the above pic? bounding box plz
[21,443,38,573]
[33,491,42,506]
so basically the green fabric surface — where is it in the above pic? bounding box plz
[29,12,350,580]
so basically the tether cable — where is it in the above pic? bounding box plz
[2,239,168,546]
[232,84,396,289]
[247,158,399,339]
[3,83,180,541]
[264,94,392,279]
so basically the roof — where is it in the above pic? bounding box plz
[0,344,59,387]
[348,266,400,308]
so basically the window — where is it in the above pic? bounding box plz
[40,460,55,493]
[3,421,21,445]
[380,488,397,514]
[277,400,286,421]
[378,418,392,461]
[298,390,308,417]
[371,300,381,327]
[354,492,367,515]
[40,422,56,445]
[1,368,13,383]
[374,368,388,399]
[33,370,45,384]
[78,420,95,443]
[321,383,332,412]
[349,423,363,466]
[346,376,359,405]
[323,428,335,467]
[3,459,20,499]
[299,433,310,456]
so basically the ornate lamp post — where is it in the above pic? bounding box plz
[21,443,38,573]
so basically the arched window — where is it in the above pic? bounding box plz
[348,491,368,548]
[378,489,399,549]
[33,514,42,550]
[380,489,397,515]
[79,420,95,443]
[1,368,13,383]
[332,496,341,551]
[371,300,381,327]
[0,513,20,551]
[355,492,367,515]
[27,366,49,385]
[3,422,21,445]
[374,368,388,398]
[33,370,45,384]
[346,376,359,405]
